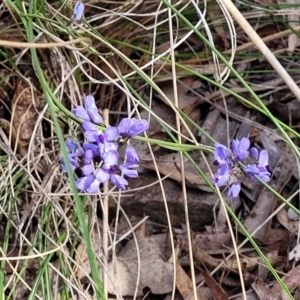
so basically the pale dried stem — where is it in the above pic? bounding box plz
[222,0,300,101]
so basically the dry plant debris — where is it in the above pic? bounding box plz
[1,0,300,299]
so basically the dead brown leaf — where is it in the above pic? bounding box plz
[106,235,174,296]
[271,264,300,299]
[158,77,204,111]
[176,258,208,300]
[198,266,228,300]
[277,208,299,235]
[11,80,39,151]
[143,152,212,191]
[252,278,279,300]
[192,242,285,274]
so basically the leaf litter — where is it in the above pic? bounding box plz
[1,0,300,299]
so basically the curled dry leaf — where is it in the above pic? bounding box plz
[75,233,174,297]
[11,80,38,151]
[106,235,174,296]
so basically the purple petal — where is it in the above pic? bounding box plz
[232,137,250,161]
[87,109,104,124]
[118,118,131,135]
[98,138,118,159]
[119,165,138,178]
[84,130,99,143]
[105,127,119,141]
[84,95,104,124]
[214,143,232,157]
[212,164,230,187]
[82,164,94,176]
[228,182,241,198]
[231,139,239,154]
[82,121,97,131]
[243,164,260,175]
[85,95,96,109]
[83,149,94,164]
[61,154,79,172]
[66,138,77,152]
[258,149,269,167]
[82,122,99,142]
[129,119,149,137]
[250,147,258,160]
[76,175,94,191]
[95,168,110,183]
[125,145,139,163]
[103,150,119,167]
[122,162,139,169]
[111,174,128,190]
[257,172,271,182]
[214,146,231,166]
[240,137,250,151]
[86,179,100,193]
[83,143,99,156]
[72,106,90,121]
[72,2,84,21]
[244,164,271,182]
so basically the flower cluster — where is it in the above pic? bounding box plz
[61,95,149,193]
[212,137,270,198]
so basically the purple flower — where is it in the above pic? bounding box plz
[250,147,258,160]
[212,164,230,187]
[232,137,250,161]
[125,145,139,163]
[63,107,149,192]
[82,121,99,142]
[72,95,103,131]
[213,143,232,166]
[66,138,84,155]
[258,149,269,170]
[211,138,271,197]
[72,106,89,121]
[104,126,119,142]
[128,119,149,137]
[71,2,84,22]
[83,143,99,157]
[85,95,104,124]
[228,182,241,198]
[101,150,119,173]
[118,118,149,138]
[76,175,100,193]
[61,139,84,172]
[111,175,128,190]
[244,164,270,182]
[119,162,138,178]
[82,164,94,176]
[83,149,95,164]
[98,133,119,159]
[95,150,129,190]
